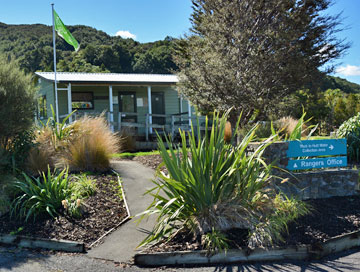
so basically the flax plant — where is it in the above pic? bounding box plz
[139,111,308,251]
[10,167,73,221]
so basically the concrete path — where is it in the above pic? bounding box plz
[87,160,157,263]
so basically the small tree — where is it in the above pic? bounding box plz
[0,55,37,149]
[175,0,349,125]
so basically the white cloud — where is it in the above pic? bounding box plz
[336,65,360,76]
[115,30,136,40]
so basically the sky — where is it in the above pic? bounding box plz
[1,0,360,84]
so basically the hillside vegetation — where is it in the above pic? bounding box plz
[0,22,176,74]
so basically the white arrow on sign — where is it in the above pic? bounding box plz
[293,163,298,168]
[329,145,334,150]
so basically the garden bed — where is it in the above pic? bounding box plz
[0,173,128,249]
[120,154,360,252]
[141,195,360,253]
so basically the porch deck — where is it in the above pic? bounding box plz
[68,111,208,141]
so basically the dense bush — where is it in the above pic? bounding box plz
[337,113,360,162]
[0,55,36,149]
[0,56,37,173]
[139,111,308,251]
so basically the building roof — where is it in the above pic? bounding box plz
[35,72,179,84]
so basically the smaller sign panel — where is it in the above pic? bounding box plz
[137,98,144,107]
[286,156,347,170]
[286,139,346,158]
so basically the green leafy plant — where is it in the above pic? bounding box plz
[138,110,309,251]
[10,167,73,221]
[71,174,96,199]
[337,113,360,162]
[201,228,229,253]
[61,199,82,219]
[9,226,24,235]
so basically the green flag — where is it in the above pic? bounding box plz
[53,10,80,51]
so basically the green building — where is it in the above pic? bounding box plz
[35,72,198,141]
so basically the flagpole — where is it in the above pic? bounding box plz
[51,3,59,123]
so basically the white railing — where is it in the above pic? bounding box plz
[58,111,208,141]
[118,112,208,141]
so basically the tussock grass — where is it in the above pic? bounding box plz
[62,116,119,172]
[27,114,119,173]
[277,116,307,138]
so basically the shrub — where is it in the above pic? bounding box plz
[337,113,360,162]
[62,115,119,172]
[0,55,36,150]
[11,168,74,221]
[139,111,308,251]
[0,128,35,174]
[0,174,16,216]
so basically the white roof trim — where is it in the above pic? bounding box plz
[35,72,178,84]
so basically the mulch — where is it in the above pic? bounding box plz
[0,174,128,248]
[120,154,360,252]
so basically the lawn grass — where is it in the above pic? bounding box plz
[308,135,332,140]
[112,150,161,158]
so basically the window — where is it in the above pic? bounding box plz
[38,95,47,119]
[72,92,94,110]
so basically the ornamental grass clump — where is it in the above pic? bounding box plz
[63,115,119,172]
[139,111,308,252]
[27,111,119,173]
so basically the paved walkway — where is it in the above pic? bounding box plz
[87,160,157,263]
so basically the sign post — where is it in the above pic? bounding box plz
[286,139,347,171]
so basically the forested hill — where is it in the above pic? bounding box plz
[321,76,360,94]
[1,22,359,93]
[0,22,177,74]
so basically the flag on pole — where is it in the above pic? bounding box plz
[53,10,80,51]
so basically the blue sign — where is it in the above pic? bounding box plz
[286,139,347,158]
[286,156,347,170]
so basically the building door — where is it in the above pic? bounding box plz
[119,92,137,123]
[151,92,165,125]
